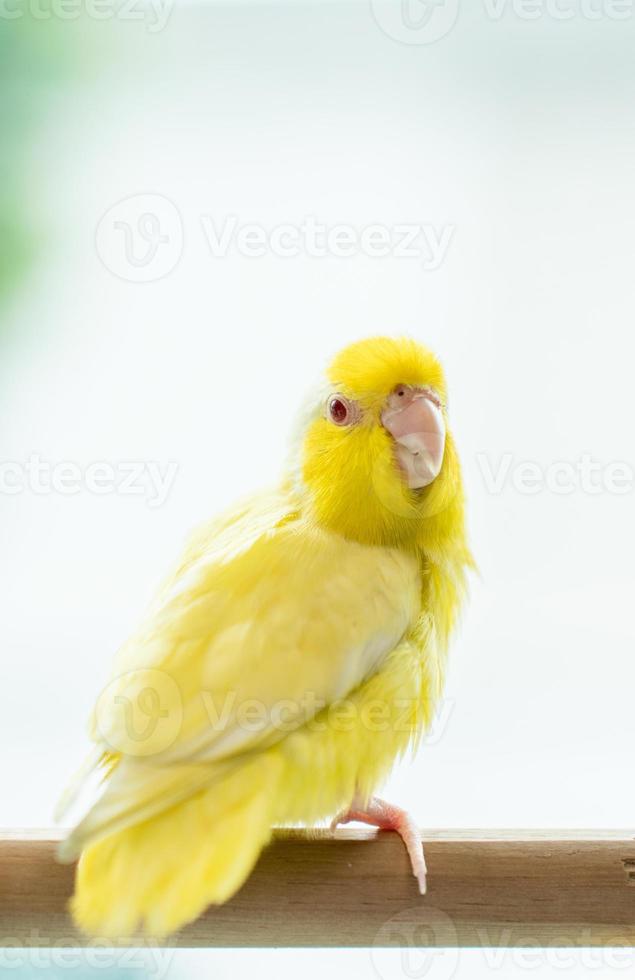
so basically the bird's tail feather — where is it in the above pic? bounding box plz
[58,756,233,865]
[70,752,282,938]
[54,746,105,824]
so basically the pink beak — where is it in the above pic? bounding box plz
[381,391,446,489]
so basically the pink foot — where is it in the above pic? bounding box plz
[331,796,427,894]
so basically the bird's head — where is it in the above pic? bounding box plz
[294,336,467,551]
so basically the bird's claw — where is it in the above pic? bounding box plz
[330,796,427,895]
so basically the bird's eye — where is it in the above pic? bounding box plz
[327,395,353,426]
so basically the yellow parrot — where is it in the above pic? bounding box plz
[57,335,473,938]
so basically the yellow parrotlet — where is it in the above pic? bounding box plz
[58,335,473,938]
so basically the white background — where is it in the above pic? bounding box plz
[1,2,635,975]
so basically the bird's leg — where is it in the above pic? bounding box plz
[330,796,427,894]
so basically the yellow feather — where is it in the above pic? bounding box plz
[61,336,473,937]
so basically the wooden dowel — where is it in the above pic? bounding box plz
[1,829,635,947]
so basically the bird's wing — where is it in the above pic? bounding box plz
[59,492,420,857]
[95,499,420,764]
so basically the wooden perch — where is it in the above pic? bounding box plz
[1,829,635,947]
